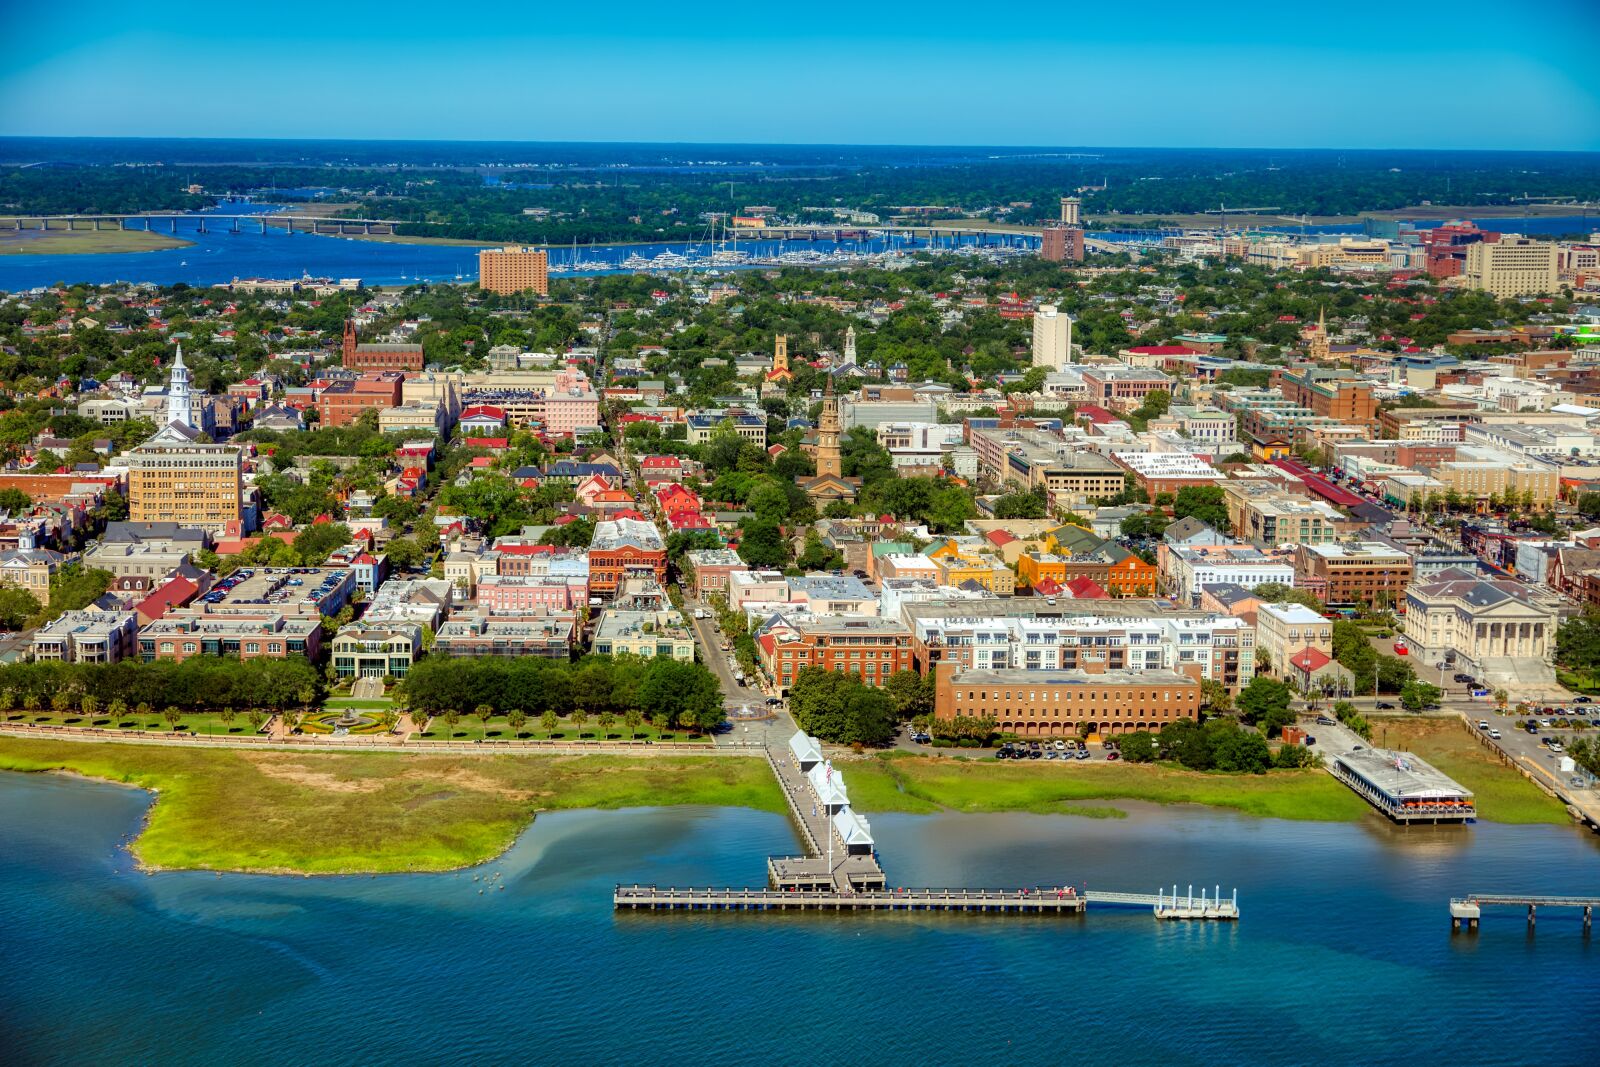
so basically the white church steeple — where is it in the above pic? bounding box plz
[166,344,194,428]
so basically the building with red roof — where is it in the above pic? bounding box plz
[133,575,201,626]
[1063,575,1109,599]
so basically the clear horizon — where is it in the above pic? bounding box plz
[3,0,1598,151]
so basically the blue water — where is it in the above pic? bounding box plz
[0,202,1032,292]
[3,770,1599,1065]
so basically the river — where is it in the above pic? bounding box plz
[0,202,1034,293]
[2,770,1598,1065]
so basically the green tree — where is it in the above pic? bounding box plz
[541,709,559,737]
[0,587,40,629]
[442,708,462,734]
[787,667,897,745]
[992,487,1049,520]
[506,709,528,737]
[162,705,183,731]
[1400,680,1443,713]
[571,707,589,737]
[882,669,934,720]
[1120,730,1158,763]
[1236,676,1295,738]
[475,702,495,730]
[598,710,616,737]
[625,708,644,738]
[1171,485,1230,531]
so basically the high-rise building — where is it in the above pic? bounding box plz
[1463,237,1559,298]
[1060,196,1081,226]
[478,246,550,296]
[125,423,243,533]
[1041,226,1085,263]
[1032,305,1074,369]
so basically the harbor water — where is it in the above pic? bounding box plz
[2,770,1598,1065]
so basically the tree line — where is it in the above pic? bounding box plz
[0,657,322,714]
[398,653,726,732]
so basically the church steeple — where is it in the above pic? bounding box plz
[166,344,193,428]
[815,375,842,479]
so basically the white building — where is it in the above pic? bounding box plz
[1032,305,1074,370]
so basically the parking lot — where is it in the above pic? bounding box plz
[1459,702,1598,793]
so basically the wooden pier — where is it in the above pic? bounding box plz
[615,885,1086,914]
[612,738,1240,923]
[1450,894,1599,934]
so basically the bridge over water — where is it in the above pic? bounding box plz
[0,213,408,236]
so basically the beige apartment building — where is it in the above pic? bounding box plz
[124,426,242,532]
[478,246,550,296]
[1463,238,1559,298]
[1429,448,1559,509]
[1032,305,1073,369]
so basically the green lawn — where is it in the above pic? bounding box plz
[1373,718,1571,825]
[323,699,394,710]
[7,712,266,736]
[844,753,1373,822]
[0,737,781,874]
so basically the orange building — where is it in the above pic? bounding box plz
[934,662,1201,738]
[1041,226,1085,263]
[478,246,550,296]
[1018,547,1155,597]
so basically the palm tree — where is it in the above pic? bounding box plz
[0,690,12,719]
[219,706,237,733]
[625,708,643,739]
[162,705,183,731]
[598,711,616,738]
[443,709,462,735]
[22,693,40,713]
[79,694,99,719]
[1494,689,1509,712]
[107,697,127,722]
[571,707,589,738]
[248,709,266,733]
[541,709,559,738]
[474,703,495,734]
[507,710,528,737]
[379,709,399,734]
[135,702,151,720]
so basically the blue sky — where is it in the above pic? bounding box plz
[2,0,1597,149]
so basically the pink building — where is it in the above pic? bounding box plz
[540,370,599,436]
[475,574,585,614]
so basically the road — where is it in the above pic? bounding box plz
[681,594,797,747]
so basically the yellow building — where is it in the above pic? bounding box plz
[478,246,550,296]
[125,424,242,533]
[1463,238,1559,298]
[935,557,1016,596]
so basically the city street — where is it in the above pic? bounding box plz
[681,595,795,747]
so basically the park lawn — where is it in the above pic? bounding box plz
[0,737,781,874]
[1373,717,1570,825]
[849,753,1371,822]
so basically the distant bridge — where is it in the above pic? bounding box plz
[0,213,411,236]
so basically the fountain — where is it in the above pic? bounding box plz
[314,708,378,736]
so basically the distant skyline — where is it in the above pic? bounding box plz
[3,0,1598,151]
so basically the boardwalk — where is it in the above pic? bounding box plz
[764,747,884,891]
[617,737,1240,923]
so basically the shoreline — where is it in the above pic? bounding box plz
[0,720,1570,876]
[0,229,195,256]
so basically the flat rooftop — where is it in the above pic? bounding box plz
[1335,748,1473,801]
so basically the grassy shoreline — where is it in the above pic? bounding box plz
[0,720,1573,875]
[0,229,194,256]
[0,738,781,875]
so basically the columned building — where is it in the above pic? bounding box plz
[1403,569,1565,672]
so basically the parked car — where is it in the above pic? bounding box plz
[1488,729,1502,740]
[1376,702,1395,710]
[1316,715,1336,726]
[1105,751,1120,761]
[1575,696,1593,704]
[1477,720,1490,730]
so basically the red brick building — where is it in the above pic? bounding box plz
[758,616,914,693]
[342,321,425,371]
[317,373,404,427]
[1041,226,1085,263]
[587,517,667,599]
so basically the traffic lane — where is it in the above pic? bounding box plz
[686,602,769,706]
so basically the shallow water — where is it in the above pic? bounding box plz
[2,771,1597,1065]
